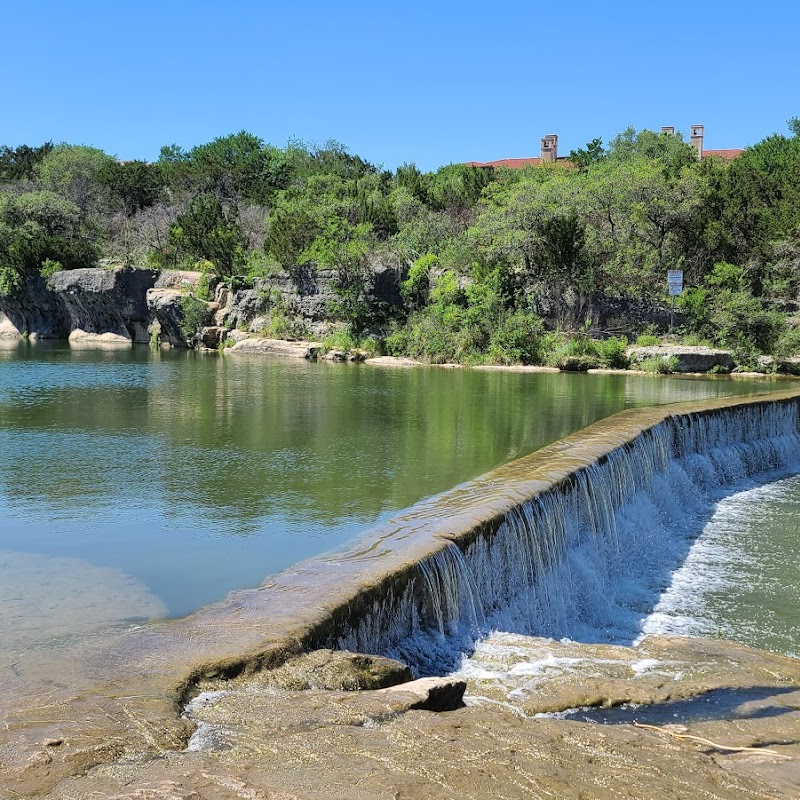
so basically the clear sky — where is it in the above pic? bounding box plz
[2,0,798,171]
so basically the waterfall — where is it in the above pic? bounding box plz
[333,402,800,675]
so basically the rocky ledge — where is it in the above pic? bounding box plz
[627,344,735,373]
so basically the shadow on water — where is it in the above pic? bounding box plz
[561,686,799,726]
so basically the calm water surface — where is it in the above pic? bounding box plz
[0,341,784,646]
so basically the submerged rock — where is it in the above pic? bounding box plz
[231,649,412,692]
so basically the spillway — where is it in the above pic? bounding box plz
[325,395,800,675]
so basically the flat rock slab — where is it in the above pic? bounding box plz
[627,345,735,373]
[68,329,131,347]
[45,637,798,800]
[227,337,323,360]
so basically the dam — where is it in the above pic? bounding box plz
[1,344,799,797]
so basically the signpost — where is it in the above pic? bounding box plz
[667,270,683,331]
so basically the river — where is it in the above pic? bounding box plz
[0,341,789,653]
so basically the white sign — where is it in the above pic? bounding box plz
[667,269,684,296]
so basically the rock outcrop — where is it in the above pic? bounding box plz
[0,268,158,344]
[49,268,158,343]
[627,344,735,373]
[226,336,324,359]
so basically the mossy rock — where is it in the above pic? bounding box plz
[557,355,597,372]
[255,649,412,691]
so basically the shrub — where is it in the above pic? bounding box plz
[487,310,545,365]
[556,355,598,371]
[40,258,62,280]
[179,294,210,342]
[639,355,679,374]
[597,336,629,368]
[636,334,660,347]
[774,326,800,358]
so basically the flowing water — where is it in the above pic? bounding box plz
[323,401,800,679]
[0,340,792,659]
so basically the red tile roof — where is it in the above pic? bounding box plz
[702,148,745,160]
[467,148,745,170]
[465,157,543,168]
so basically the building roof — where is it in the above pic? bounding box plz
[466,148,745,170]
[465,157,543,168]
[702,148,745,160]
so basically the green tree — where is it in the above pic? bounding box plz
[568,138,605,171]
[98,160,165,214]
[301,220,377,334]
[0,142,54,181]
[170,194,246,281]
[36,145,116,215]
[0,191,97,293]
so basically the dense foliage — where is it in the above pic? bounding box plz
[2,121,800,362]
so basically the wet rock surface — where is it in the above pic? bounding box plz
[5,637,791,799]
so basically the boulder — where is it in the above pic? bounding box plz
[325,349,348,362]
[153,270,203,291]
[226,337,323,360]
[374,677,467,712]
[147,289,190,347]
[225,329,251,344]
[627,345,735,373]
[50,268,158,343]
[68,329,131,348]
[0,311,22,339]
[198,326,226,350]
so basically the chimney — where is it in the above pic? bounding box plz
[540,134,558,162]
[661,126,675,135]
[690,124,704,159]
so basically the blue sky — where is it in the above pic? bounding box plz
[3,0,798,171]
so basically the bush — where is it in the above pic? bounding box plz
[639,355,679,374]
[487,310,545,365]
[597,336,629,368]
[774,326,800,357]
[636,334,660,347]
[556,355,598,371]
[180,294,210,342]
[39,258,62,280]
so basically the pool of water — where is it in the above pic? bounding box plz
[0,341,783,647]
[642,472,800,657]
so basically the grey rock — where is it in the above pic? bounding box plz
[627,345,735,373]
[50,268,158,342]
[153,270,202,291]
[227,337,323,360]
[68,329,131,348]
[374,677,467,712]
[225,329,251,344]
[198,326,226,349]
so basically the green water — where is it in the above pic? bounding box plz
[0,341,783,635]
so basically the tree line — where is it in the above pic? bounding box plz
[1,121,799,365]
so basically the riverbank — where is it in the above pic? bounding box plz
[3,389,800,798]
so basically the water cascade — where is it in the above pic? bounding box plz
[332,400,800,675]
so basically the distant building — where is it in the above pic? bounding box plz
[466,126,744,169]
[466,133,569,169]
